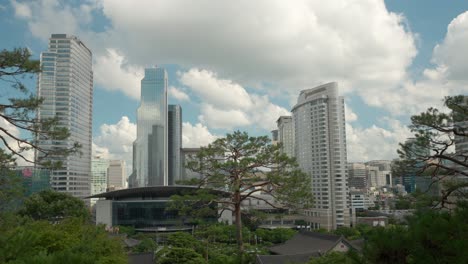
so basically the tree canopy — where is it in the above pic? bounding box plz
[179,131,313,255]
[18,189,90,221]
[398,95,468,207]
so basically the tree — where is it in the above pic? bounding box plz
[308,252,358,264]
[398,95,468,208]
[0,48,79,168]
[183,131,313,256]
[18,189,90,221]
[363,203,468,264]
[0,217,127,264]
[157,247,206,264]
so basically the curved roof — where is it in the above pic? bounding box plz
[87,185,228,200]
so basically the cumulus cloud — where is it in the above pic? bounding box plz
[182,122,217,148]
[181,68,290,130]
[370,11,468,116]
[0,116,34,166]
[93,116,136,166]
[168,86,190,101]
[13,0,418,107]
[346,118,412,162]
[432,11,468,81]
[11,0,31,18]
[94,48,143,100]
[345,104,358,122]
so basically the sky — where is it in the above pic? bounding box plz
[1,0,468,170]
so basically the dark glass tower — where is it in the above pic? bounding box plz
[168,105,182,185]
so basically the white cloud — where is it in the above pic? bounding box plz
[180,69,252,110]
[345,104,358,122]
[14,0,418,115]
[97,0,416,95]
[346,118,412,162]
[181,68,289,130]
[198,104,251,129]
[168,86,190,102]
[432,11,468,81]
[94,48,143,100]
[182,122,217,148]
[11,0,32,19]
[93,116,136,166]
[0,116,34,166]
[367,11,468,116]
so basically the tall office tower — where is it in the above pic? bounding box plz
[168,105,182,185]
[292,82,349,230]
[366,160,392,187]
[271,130,279,145]
[276,116,295,157]
[91,157,109,205]
[131,67,168,187]
[108,160,126,190]
[348,163,368,190]
[36,34,93,199]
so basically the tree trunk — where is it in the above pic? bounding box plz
[234,191,243,262]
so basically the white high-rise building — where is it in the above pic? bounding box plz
[292,82,349,230]
[130,67,168,187]
[108,160,126,190]
[36,34,93,199]
[276,116,295,158]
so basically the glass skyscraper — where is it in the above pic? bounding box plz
[131,67,168,187]
[36,34,93,199]
[168,104,182,185]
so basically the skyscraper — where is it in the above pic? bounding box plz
[36,34,93,199]
[168,104,182,185]
[91,157,109,205]
[131,67,168,187]
[276,116,295,158]
[292,82,349,230]
[108,160,126,190]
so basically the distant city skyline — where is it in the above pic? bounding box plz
[1,0,468,171]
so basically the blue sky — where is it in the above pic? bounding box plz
[1,0,468,166]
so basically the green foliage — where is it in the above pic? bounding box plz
[157,247,206,264]
[0,169,24,211]
[167,189,219,225]
[332,227,362,240]
[167,232,201,249]
[196,224,245,244]
[397,95,468,207]
[394,196,412,210]
[117,225,135,236]
[255,228,297,244]
[133,238,157,253]
[363,203,468,264]
[0,48,80,168]
[0,216,126,264]
[179,131,313,253]
[18,189,89,221]
[308,251,357,264]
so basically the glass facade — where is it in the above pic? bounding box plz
[276,116,295,158]
[168,105,182,185]
[133,68,168,187]
[112,200,217,228]
[15,167,51,196]
[91,158,109,205]
[36,34,93,199]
